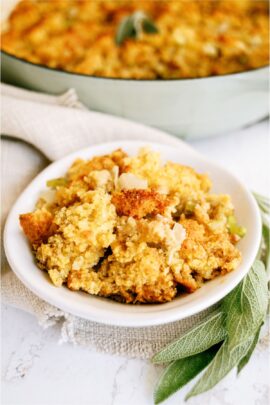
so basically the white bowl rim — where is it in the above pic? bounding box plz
[4,140,262,327]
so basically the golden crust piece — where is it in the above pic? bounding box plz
[112,189,171,219]
[19,209,54,245]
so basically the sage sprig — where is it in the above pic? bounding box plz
[152,193,269,404]
[253,192,270,273]
[115,11,158,46]
[185,261,268,400]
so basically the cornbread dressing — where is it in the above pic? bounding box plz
[19,148,243,304]
[1,0,269,79]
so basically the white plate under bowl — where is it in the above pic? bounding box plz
[4,141,261,327]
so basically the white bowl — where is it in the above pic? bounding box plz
[1,0,269,138]
[4,141,261,327]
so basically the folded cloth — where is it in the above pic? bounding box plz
[2,84,184,160]
[1,83,216,358]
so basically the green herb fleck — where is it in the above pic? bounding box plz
[115,11,158,46]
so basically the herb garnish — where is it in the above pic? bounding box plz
[152,193,269,403]
[115,11,159,46]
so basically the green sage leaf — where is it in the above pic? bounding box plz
[262,223,270,274]
[222,260,268,348]
[253,192,270,273]
[253,192,270,215]
[263,229,270,272]
[154,346,219,404]
[237,323,263,374]
[142,18,159,34]
[152,310,226,364]
[185,338,252,400]
[115,16,136,46]
[253,192,270,272]
[115,11,158,46]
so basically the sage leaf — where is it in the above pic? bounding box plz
[222,260,268,348]
[154,346,219,404]
[185,338,252,400]
[115,11,158,46]
[262,223,270,274]
[142,18,159,34]
[253,192,270,272]
[237,323,263,374]
[253,192,270,215]
[115,16,136,46]
[152,310,226,364]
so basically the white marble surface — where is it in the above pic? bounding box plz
[2,121,269,405]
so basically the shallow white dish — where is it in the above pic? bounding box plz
[1,0,269,138]
[2,51,268,139]
[4,141,261,327]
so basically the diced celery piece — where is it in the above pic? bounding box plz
[46,177,67,188]
[227,215,246,238]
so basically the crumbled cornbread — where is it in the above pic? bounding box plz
[19,148,243,303]
[2,1,268,79]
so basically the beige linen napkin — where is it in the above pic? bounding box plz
[1,83,216,358]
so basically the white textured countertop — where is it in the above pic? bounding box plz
[2,121,269,405]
